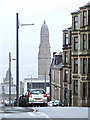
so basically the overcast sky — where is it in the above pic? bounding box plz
[0,0,89,84]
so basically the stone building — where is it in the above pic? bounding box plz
[3,69,13,85]
[2,69,16,101]
[62,27,72,106]
[24,77,50,94]
[62,2,90,107]
[71,2,90,107]
[50,52,63,101]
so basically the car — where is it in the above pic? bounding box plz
[14,95,26,107]
[53,100,64,107]
[4,100,13,106]
[19,94,27,107]
[48,101,54,107]
[14,99,17,106]
[28,89,47,107]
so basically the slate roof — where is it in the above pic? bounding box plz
[71,2,90,15]
[71,9,80,15]
[80,1,90,9]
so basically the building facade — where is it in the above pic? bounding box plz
[2,69,16,101]
[71,2,90,107]
[50,52,63,101]
[62,27,72,106]
[62,2,90,106]
[3,69,13,85]
[38,21,51,79]
[24,77,50,94]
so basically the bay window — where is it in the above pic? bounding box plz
[83,11,86,26]
[74,37,78,50]
[74,58,78,73]
[83,34,87,50]
[74,16,78,30]
[74,80,78,94]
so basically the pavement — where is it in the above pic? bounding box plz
[0,106,35,113]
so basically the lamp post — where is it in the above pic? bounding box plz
[44,71,46,92]
[9,52,11,106]
[16,13,34,106]
[16,13,19,106]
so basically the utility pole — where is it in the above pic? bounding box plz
[44,71,46,92]
[16,13,19,106]
[16,13,34,106]
[9,52,11,106]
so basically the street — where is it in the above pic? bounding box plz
[0,107,89,119]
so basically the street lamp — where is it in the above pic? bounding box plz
[16,13,34,106]
[44,71,46,92]
[9,52,11,106]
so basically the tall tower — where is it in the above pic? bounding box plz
[3,69,13,85]
[38,21,51,79]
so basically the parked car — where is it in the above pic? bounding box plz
[48,101,54,107]
[53,100,64,107]
[19,94,27,107]
[28,89,47,107]
[4,100,13,106]
[14,95,26,107]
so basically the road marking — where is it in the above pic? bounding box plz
[28,112,35,116]
[32,108,37,112]
[38,112,50,118]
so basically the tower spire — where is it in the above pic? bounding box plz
[44,20,46,24]
[38,21,51,79]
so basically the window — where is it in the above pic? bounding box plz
[65,33,68,45]
[70,51,72,65]
[30,90,45,94]
[74,80,78,94]
[56,59,58,65]
[65,88,68,99]
[74,37,78,50]
[70,70,72,83]
[65,51,68,63]
[74,16,78,30]
[88,34,90,49]
[88,82,90,98]
[83,11,86,26]
[74,58,78,73]
[88,10,90,26]
[88,58,90,74]
[54,71,55,83]
[83,58,87,74]
[65,70,68,82]
[27,82,32,90]
[69,90,72,105]
[83,34,87,49]
[83,82,87,98]
[33,83,39,88]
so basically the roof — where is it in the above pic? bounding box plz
[80,2,90,9]
[71,2,90,15]
[71,9,80,15]
[24,77,50,83]
[63,27,72,32]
